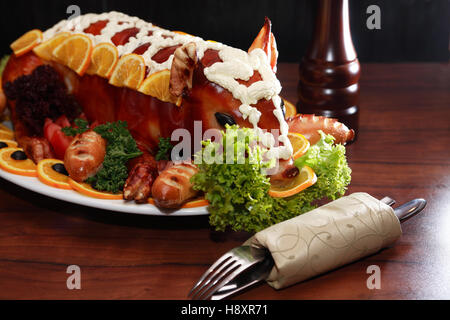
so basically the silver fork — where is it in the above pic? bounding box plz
[188,246,271,300]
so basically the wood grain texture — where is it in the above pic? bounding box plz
[0,63,449,300]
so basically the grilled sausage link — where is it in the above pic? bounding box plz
[64,130,106,182]
[151,162,199,209]
[123,153,158,203]
[22,137,55,163]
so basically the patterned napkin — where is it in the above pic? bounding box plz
[246,193,402,289]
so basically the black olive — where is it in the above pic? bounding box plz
[0,142,8,149]
[52,163,69,176]
[11,151,28,161]
[280,99,286,118]
[215,112,237,127]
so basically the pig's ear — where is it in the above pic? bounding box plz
[170,42,198,98]
[248,17,278,73]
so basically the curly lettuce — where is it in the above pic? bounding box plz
[192,127,351,233]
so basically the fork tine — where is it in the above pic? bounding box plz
[195,261,241,300]
[188,252,233,297]
[191,258,238,300]
[201,253,269,300]
[202,263,253,300]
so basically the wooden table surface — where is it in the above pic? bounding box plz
[0,63,449,300]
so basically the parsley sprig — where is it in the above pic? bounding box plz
[63,119,142,194]
[155,137,173,161]
[86,121,142,193]
[61,118,89,137]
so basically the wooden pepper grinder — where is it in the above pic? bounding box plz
[298,0,360,137]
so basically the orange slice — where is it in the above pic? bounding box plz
[0,123,13,133]
[0,129,15,141]
[0,139,18,148]
[283,99,297,118]
[0,147,37,177]
[109,53,146,90]
[172,31,193,37]
[148,197,209,208]
[288,132,310,160]
[10,29,43,57]
[53,34,93,76]
[33,32,70,61]
[268,165,317,198]
[37,159,71,190]
[86,43,119,78]
[68,178,123,200]
[138,69,182,106]
[182,198,210,208]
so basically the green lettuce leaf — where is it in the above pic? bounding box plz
[192,127,351,233]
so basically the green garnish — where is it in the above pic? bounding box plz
[294,131,352,201]
[0,55,10,77]
[61,118,89,137]
[85,121,142,194]
[155,137,173,161]
[192,127,351,233]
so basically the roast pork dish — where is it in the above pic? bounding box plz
[0,12,354,230]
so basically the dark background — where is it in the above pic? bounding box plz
[0,0,448,62]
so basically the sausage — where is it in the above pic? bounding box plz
[157,160,174,175]
[151,162,199,209]
[64,130,106,182]
[287,114,355,145]
[22,136,55,163]
[123,153,158,203]
[11,114,55,163]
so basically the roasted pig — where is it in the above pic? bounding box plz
[1,12,354,206]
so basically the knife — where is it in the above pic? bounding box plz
[211,197,427,300]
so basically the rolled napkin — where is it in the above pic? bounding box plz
[246,192,402,289]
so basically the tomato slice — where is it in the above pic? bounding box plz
[43,118,73,160]
[50,129,73,160]
[44,118,59,142]
[55,115,71,128]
